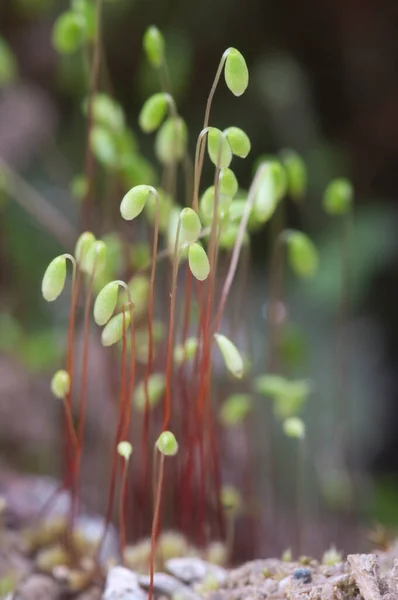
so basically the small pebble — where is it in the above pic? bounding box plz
[293,567,312,584]
[138,573,201,599]
[14,574,60,600]
[103,566,145,600]
[166,557,227,586]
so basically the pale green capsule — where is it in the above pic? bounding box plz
[188,243,210,281]
[51,369,70,399]
[224,48,249,96]
[199,186,232,225]
[220,485,241,514]
[207,128,232,169]
[219,394,251,426]
[156,430,179,456]
[117,441,133,460]
[280,149,307,201]
[42,256,67,302]
[74,231,95,264]
[283,417,305,439]
[89,93,125,131]
[90,126,118,168]
[180,208,202,244]
[120,185,152,221]
[52,11,84,55]
[101,309,131,347]
[224,127,251,158]
[323,178,353,216]
[174,337,198,365]
[138,93,168,133]
[134,373,166,412]
[219,168,238,197]
[83,240,107,276]
[286,231,319,278]
[143,26,165,68]
[214,333,244,379]
[155,117,187,165]
[94,281,119,326]
[253,168,278,223]
[255,374,287,398]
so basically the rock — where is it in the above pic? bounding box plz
[14,574,60,600]
[138,573,201,599]
[165,557,227,586]
[348,553,382,600]
[103,566,145,600]
[293,567,312,583]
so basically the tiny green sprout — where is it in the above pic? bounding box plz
[83,240,107,276]
[50,370,70,399]
[322,546,342,566]
[219,394,252,427]
[188,243,210,281]
[284,230,319,278]
[138,93,169,133]
[120,184,154,221]
[156,431,179,456]
[280,149,307,201]
[219,168,238,197]
[180,208,202,245]
[174,337,198,366]
[117,441,133,461]
[220,485,241,514]
[134,373,166,412]
[155,117,187,165]
[101,309,131,347]
[93,281,120,326]
[282,548,292,562]
[52,11,84,55]
[207,128,232,169]
[283,416,305,439]
[0,37,17,86]
[74,231,95,264]
[323,177,353,216]
[42,256,67,302]
[143,25,165,68]
[214,333,244,379]
[224,48,249,96]
[224,127,251,158]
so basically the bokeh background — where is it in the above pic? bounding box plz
[2,0,398,560]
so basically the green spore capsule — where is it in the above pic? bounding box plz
[90,126,118,169]
[214,333,244,379]
[134,373,166,412]
[83,240,107,276]
[207,128,232,169]
[117,441,133,460]
[323,177,353,216]
[89,93,125,132]
[220,485,241,514]
[285,230,319,278]
[280,149,307,201]
[0,37,17,86]
[42,256,67,302]
[219,168,238,197]
[94,281,120,326]
[199,186,232,225]
[143,25,165,68]
[180,208,202,245]
[120,185,152,221]
[219,394,252,426]
[224,48,249,97]
[253,168,278,224]
[155,117,187,165]
[156,431,179,456]
[174,337,198,366]
[283,416,305,439]
[101,309,131,347]
[52,11,84,55]
[74,231,95,264]
[255,374,287,398]
[224,127,251,158]
[188,243,210,281]
[139,93,168,133]
[50,370,70,399]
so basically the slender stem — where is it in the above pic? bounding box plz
[149,453,165,600]
[162,220,182,430]
[82,0,103,229]
[61,398,79,456]
[119,457,129,564]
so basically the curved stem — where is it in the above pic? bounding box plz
[119,457,129,564]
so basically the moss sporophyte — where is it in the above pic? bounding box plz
[29,7,356,584]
